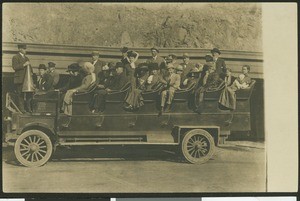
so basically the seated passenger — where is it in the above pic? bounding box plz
[36,64,54,92]
[219,65,252,110]
[145,63,164,91]
[158,64,181,116]
[62,62,96,119]
[89,62,128,114]
[194,64,225,113]
[59,63,83,93]
[180,53,194,82]
[181,68,199,90]
[47,62,60,89]
[193,63,203,72]
[124,63,149,111]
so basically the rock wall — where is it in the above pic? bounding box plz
[3,3,262,51]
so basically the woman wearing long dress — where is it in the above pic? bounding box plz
[219,65,252,110]
[62,62,96,127]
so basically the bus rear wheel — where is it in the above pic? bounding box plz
[14,130,53,167]
[181,129,215,164]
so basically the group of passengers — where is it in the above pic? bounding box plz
[12,44,252,117]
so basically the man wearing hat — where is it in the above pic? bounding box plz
[91,50,107,76]
[36,64,54,92]
[159,63,181,115]
[180,53,194,82]
[47,62,60,88]
[89,62,128,114]
[145,63,164,91]
[211,48,227,79]
[120,47,130,65]
[146,46,164,70]
[12,44,33,112]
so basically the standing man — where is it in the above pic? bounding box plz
[159,64,181,115]
[12,44,33,113]
[211,48,227,79]
[91,51,107,76]
[47,62,60,88]
[180,53,194,81]
[120,47,130,65]
[146,47,165,70]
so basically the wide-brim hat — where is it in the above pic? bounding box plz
[17,44,27,49]
[38,64,47,70]
[67,63,80,72]
[127,51,137,58]
[120,47,129,53]
[48,62,56,68]
[211,48,221,55]
[150,47,159,53]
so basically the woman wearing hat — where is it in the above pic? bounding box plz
[62,62,96,127]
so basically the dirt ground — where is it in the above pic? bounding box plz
[2,140,266,193]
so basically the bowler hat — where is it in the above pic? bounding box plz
[38,64,47,70]
[17,44,27,49]
[183,53,190,58]
[92,51,100,56]
[66,63,80,72]
[120,47,129,53]
[115,62,124,68]
[150,47,159,53]
[211,48,221,55]
[48,62,56,68]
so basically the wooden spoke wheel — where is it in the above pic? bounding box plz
[14,130,53,167]
[181,129,215,164]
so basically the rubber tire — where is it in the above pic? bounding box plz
[181,129,215,164]
[14,130,53,167]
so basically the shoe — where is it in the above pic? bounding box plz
[165,104,171,113]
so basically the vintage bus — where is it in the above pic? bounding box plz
[2,42,264,167]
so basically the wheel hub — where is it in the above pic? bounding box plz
[29,143,39,152]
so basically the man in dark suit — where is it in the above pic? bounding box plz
[120,47,130,65]
[89,62,128,114]
[47,62,60,88]
[12,44,33,112]
[180,53,194,81]
[146,47,165,70]
[36,64,54,91]
[211,48,227,79]
[91,51,107,76]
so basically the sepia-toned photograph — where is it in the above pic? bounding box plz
[2,2,296,193]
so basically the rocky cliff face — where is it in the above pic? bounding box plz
[3,3,262,51]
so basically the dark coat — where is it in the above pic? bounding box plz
[214,58,227,78]
[59,74,83,92]
[180,62,194,80]
[146,56,165,69]
[48,70,60,88]
[109,72,128,91]
[12,53,32,84]
[36,73,55,91]
[93,59,107,75]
